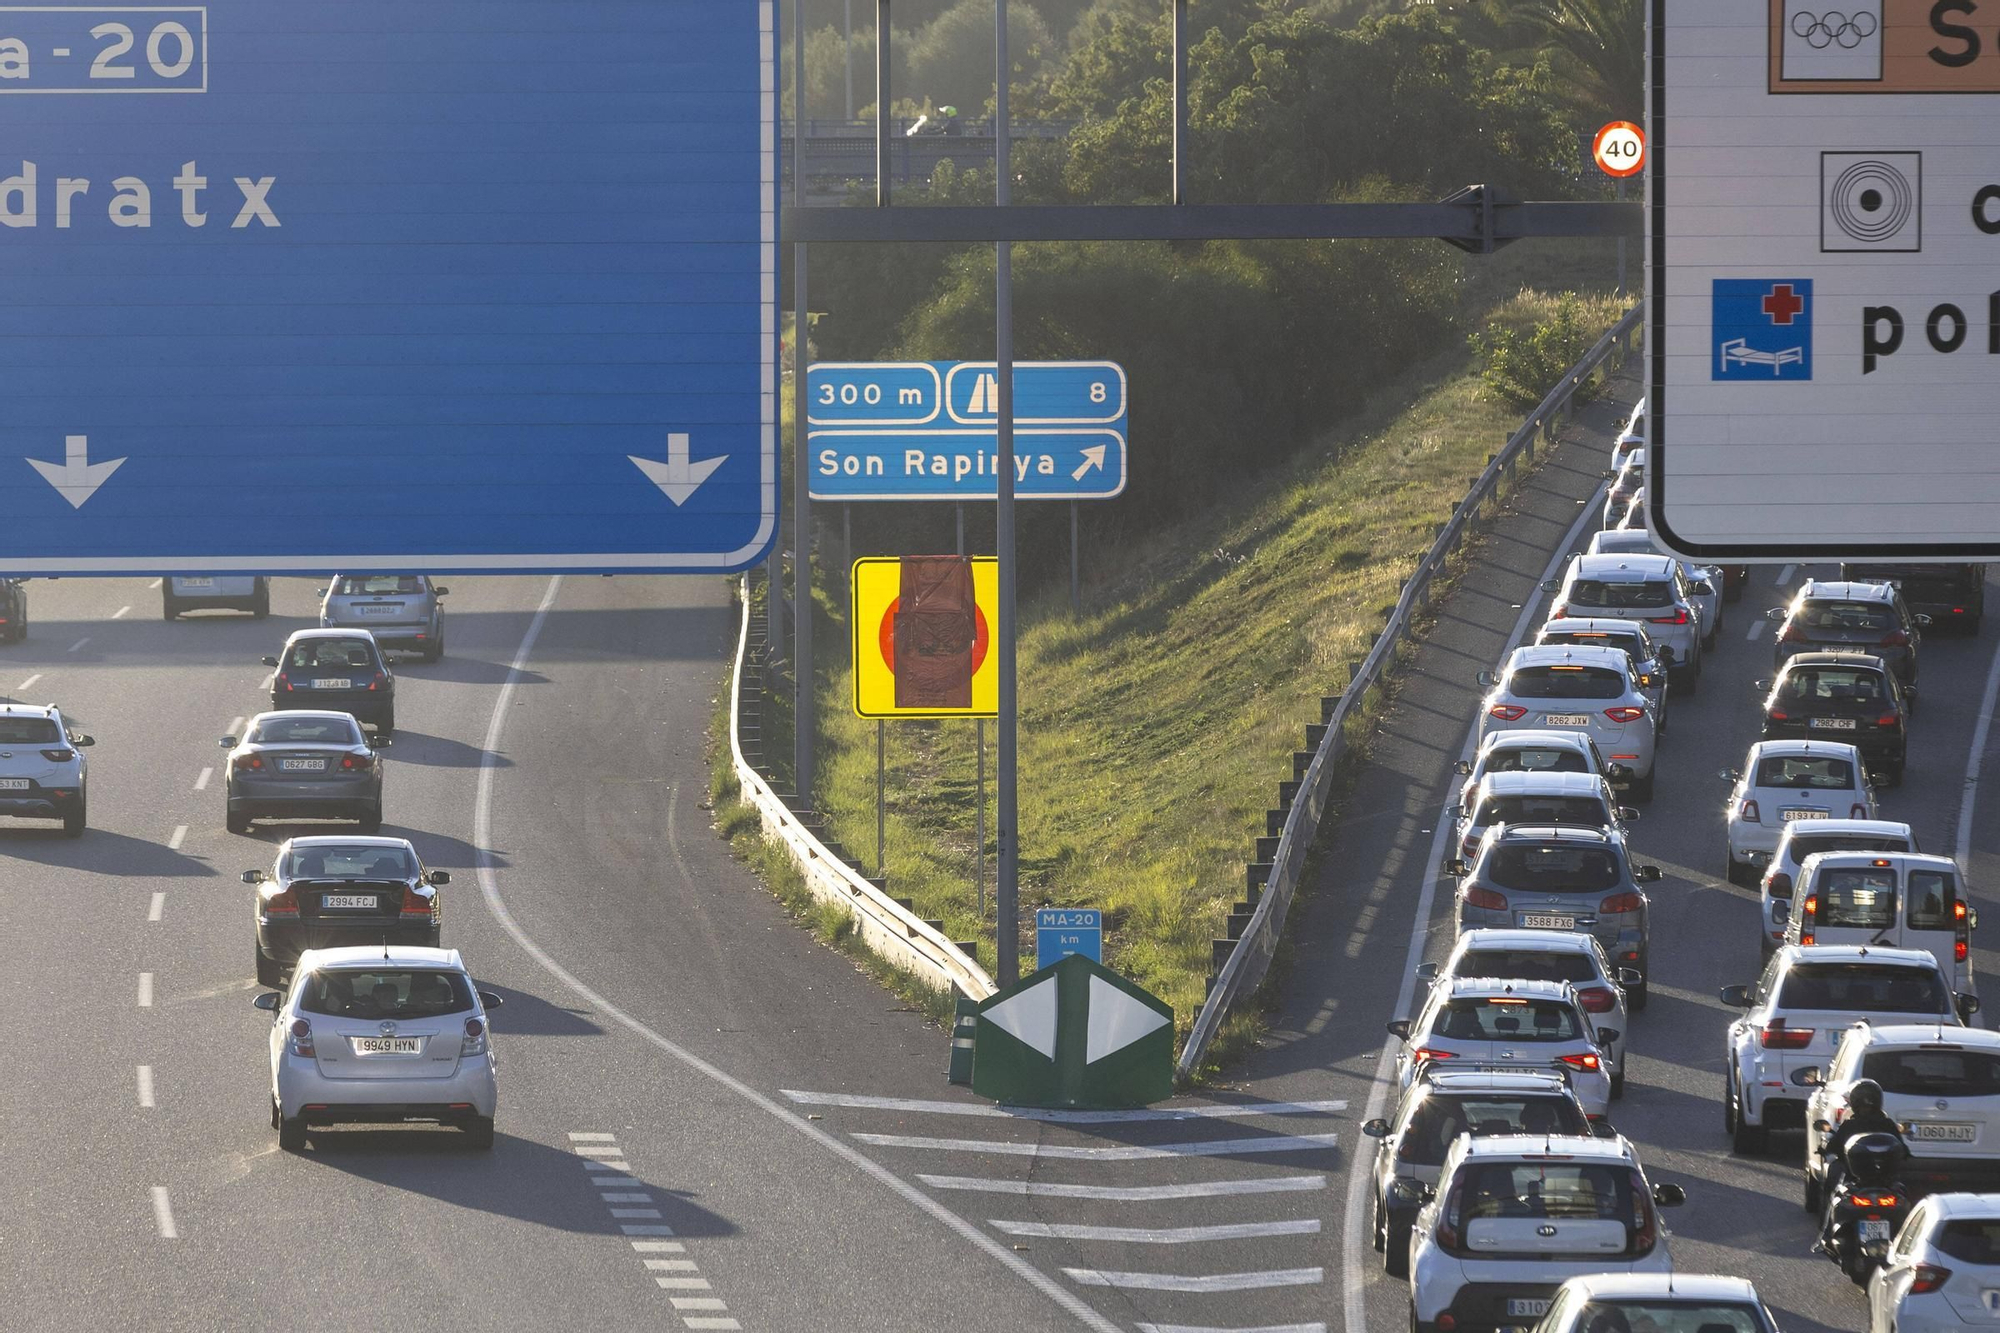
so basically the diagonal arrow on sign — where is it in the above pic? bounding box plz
[27,434,126,510]
[629,432,727,506]
[1070,445,1107,482]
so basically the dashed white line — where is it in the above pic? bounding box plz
[1746,618,1766,641]
[682,1321,742,1331]
[573,1144,625,1157]
[66,637,88,654]
[1778,563,1797,584]
[1064,1267,1322,1294]
[147,892,164,922]
[193,767,212,792]
[167,825,187,851]
[137,973,153,1007]
[568,1131,617,1141]
[112,605,130,619]
[1137,1325,1326,1333]
[621,1224,677,1236]
[780,1090,1346,1122]
[600,1192,653,1203]
[610,1208,663,1219]
[645,1259,700,1272]
[918,1173,1326,1201]
[148,578,162,589]
[228,716,245,735]
[853,1131,1339,1161]
[15,673,40,691]
[150,1187,177,1239]
[992,1219,1321,1244]
[655,1278,713,1290]
[136,1065,155,1108]
[630,1240,685,1253]
[669,1297,727,1310]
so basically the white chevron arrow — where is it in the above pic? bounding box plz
[28,434,126,509]
[628,433,727,506]
[1070,444,1108,482]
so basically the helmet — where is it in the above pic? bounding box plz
[1844,1130,1906,1185]
[1847,1078,1884,1116]
[940,106,958,116]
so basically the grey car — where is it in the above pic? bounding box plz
[318,575,448,661]
[1450,822,1663,1008]
[1769,579,1926,686]
[221,710,387,835]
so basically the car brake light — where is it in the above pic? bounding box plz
[1600,891,1643,914]
[1557,1051,1600,1071]
[367,671,385,691]
[1628,1169,1657,1254]
[1739,798,1761,823]
[262,885,299,917]
[1488,704,1528,721]
[1768,709,1790,722]
[235,753,263,771]
[1604,707,1645,723]
[461,1016,486,1057]
[1576,986,1617,1013]
[1647,609,1689,625]
[1910,1264,1952,1294]
[1435,1177,1465,1251]
[1759,1022,1813,1049]
[1768,871,1793,899]
[1957,900,1970,922]
[39,749,73,762]
[1879,630,1909,647]
[1549,607,1567,621]
[1877,714,1900,728]
[276,672,293,691]
[288,1019,315,1058]
[399,885,433,917]
[1959,939,1969,962]
[340,754,371,771]
[1412,1046,1459,1066]
[1464,886,1508,910]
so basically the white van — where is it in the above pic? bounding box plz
[1788,851,1979,1016]
[164,575,270,620]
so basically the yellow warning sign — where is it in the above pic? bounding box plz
[851,556,999,719]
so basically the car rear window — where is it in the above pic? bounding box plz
[1542,632,1647,668]
[0,718,60,744]
[1754,755,1855,789]
[1508,666,1626,700]
[1906,869,1960,931]
[1936,1219,2000,1263]
[282,843,414,879]
[1797,600,1895,632]
[1456,1162,1635,1222]
[1787,835,1909,863]
[288,639,378,670]
[251,716,362,746]
[1844,563,1980,593]
[1572,1305,1762,1333]
[1399,1095,1586,1166]
[1455,950,1596,984]
[1483,845,1623,893]
[1777,963,1949,1013]
[1483,746,1590,776]
[1566,578,1674,610]
[1474,796,1611,828]
[1813,868,1897,926]
[1862,1049,2000,1097]
[1781,668,1889,706]
[297,967,472,1018]
[1434,997,1583,1043]
[336,575,424,596]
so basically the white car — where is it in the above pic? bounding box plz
[0,702,93,837]
[1757,818,1916,954]
[1451,771,1633,864]
[1602,452,1644,530]
[1719,945,1961,1157]
[1416,928,1639,1097]
[1477,645,1657,801]
[1401,1133,1683,1333]
[1389,977,1615,1118]
[1456,730,1624,805]
[1537,1273,1780,1333]
[1809,1025,2000,1210]
[1722,739,1875,886]
[1545,553,1706,694]
[1868,1192,2000,1333]
[1587,528,1724,650]
[163,574,269,620]
[1531,617,1670,733]
[252,945,501,1150]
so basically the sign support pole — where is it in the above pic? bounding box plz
[1069,499,1080,615]
[976,718,986,917]
[994,0,1020,987]
[955,501,964,556]
[793,0,815,810]
[843,0,854,123]
[875,0,891,207]
[876,719,886,874]
[1615,175,1626,300]
[1172,0,1187,205]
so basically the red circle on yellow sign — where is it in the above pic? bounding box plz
[879,597,991,676]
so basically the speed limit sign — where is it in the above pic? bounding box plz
[1592,121,1645,178]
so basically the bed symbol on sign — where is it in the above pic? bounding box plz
[1712,279,1813,381]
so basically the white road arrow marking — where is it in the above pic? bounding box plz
[1071,445,1107,482]
[28,434,125,509]
[629,433,726,506]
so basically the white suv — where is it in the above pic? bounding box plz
[1868,1193,2000,1333]
[1476,646,1658,801]
[1545,553,1705,694]
[1722,739,1875,886]
[0,703,93,837]
[1400,1133,1684,1333]
[1808,1025,2000,1211]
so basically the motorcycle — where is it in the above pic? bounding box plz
[1820,1131,1912,1284]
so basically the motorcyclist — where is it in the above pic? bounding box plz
[1819,1130,1909,1270]
[1816,1080,1903,1225]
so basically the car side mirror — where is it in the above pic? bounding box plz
[1453,759,1472,776]
[1539,578,1561,593]
[1635,865,1662,883]
[1656,646,1676,664]
[1719,768,1739,782]
[434,587,450,597]
[72,734,94,747]
[1961,994,1982,1017]
[1766,608,1788,622]
[1916,613,1933,627]
[1475,670,1497,688]
[241,870,264,885]
[1616,967,1643,987]
[1386,1180,1433,1210]
[314,588,326,597]
[1970,909,1981,930]
[1362,1117,1392,1138]
[1591,1120,1618,1138]
[251,992,280,1010]
[1606,763,1633,781]
[477,990,503,1009]
[260,655,280,667]
[1652,1183,1686,1207]
[1444,858,1468,877]
[1386,1018,1413,1041]
[1595,1028,1620,1047]
[1793,1067,1825,1087]
[1719,984,1753,1008]
[428,870,451,886]
[1414,961,1440,981]
[1692,581,1714,597]
[1617,807,1639,821]
[219,736,237,749]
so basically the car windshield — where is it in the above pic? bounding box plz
[1573,1304,1765,1333]
[1457,1161,1634,1221]
[1507,667,1626,700]
[1456,950,1596,984]
[1787,835,1908,864]
[1936,1219,2000,1263]
[251,716,361,746]
[1474,796,1611,828]
[336,575,424,596]
[282,844,415,879]
[287,639,377,670]
[1862,1049,2000,1097]
[1483,746,1590,776]
[1399,1095,1586,1165]
[1797,600,1894,632]
[297,967,472,1019]
[1482,845,1623,893]
[1567,578,1673,610]
[1813,868,1897,927]
[1777,963,1949,1013]
[1432,997,1582,1043]
[1754,755,1855,789]
[1781,668,1887,706]
[0,718,60,744]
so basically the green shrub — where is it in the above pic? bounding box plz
[1470,292,1598,410]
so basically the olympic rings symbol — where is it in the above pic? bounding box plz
[1790,9,1879,49]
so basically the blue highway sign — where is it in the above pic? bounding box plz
[807,361,1127,501]
[1036,908,1103,970]
[0,2,776,575]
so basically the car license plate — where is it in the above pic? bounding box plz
[309,678,352,689]
[1542,714,1590,727]
[278,757,326,772]
[1909,1122,1978,1142]
[357,605,398,615]
[323,894,378,910]
[179,577,213,588]
[1505,1299,1552,1318]
[0,778,27,790]
[352,1036,423,1055]
[1860,1219,1893,1242]
[1521,914,1577,929]
[1809,717,1858,730]
[1780,808,1830,821]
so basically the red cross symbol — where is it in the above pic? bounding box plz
[1762,284,1805,326]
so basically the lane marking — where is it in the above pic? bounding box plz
[137,972,153,1007]
[573,1144,625,1157]
[1956,611,2000,871]
[1778,563,1797,585]
[1342,467,1612,1332]
[168,825,187,851]
[112,605,130,619]
[682,1321,742,1331]
[66,637,88,654]
[992,1219,1321,1244]
[1064,1267,1322,1293]
[1746,619,1765,642]
[655,1278,713,1291]
[148,578,162,589]
[601,1192,653,1203]
[853,1131,1339,1161]
[15,673,40,691]
[147,891,164,922]
[646,1259,700,1271]
[568,1132,617,1141]
[610,1208,664,1219]
[228,716,244,735]
[472,575,1122,1333]
[918,1174,1326,1202]
[781,1090,1345,1122]
[193,767,212,792]
[1137,1325,1326,1333]
[137,1065,154,1108]
[670,1297,728,1310]
[150,1187,177,1239]
[631,1241,685,1253]
[593,1173,641,1184]
[622,1224,678,1236]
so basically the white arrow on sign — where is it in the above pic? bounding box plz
[983,974,1057,1060]
[27,434,126,510]
[1085,974,1170,1064]
[1070,445,1108,482]
[628,433,727,506]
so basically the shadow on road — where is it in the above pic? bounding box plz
[0,826,220,877]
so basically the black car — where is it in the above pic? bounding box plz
[0,578,24,643]
[1769,579,1925,686]
[248,835,447,989]
[263,629,396,732]
[1758,651,1909,785]
[1841,562,1985,636]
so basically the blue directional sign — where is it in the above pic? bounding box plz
[0,3,775,575]
[1036,908,1104,970]
[806,361,1127,501]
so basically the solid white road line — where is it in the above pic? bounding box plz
[1955,614,2000,870]
[15,674,40,691]
[568,1131,617,1141]
[472,576,1123,1333]
[168,825,187,851]
[66,637,88,654]
[992,1219,1320,1244]
[919,1174,1325,1201]
[147,892,164,922]
[854,1131,1339,1161]
[1341,468,1613,1332]
[781,1090,1345,1122]
[137,1065,154,1108]
[150,1187,177,1239]
[1137,1325,1325,1333]
[1746,619,1765,641]
[112,605,130,619]
[1064,1267,1322,1293]
[193,767,212,792]
[137,973,153,1007]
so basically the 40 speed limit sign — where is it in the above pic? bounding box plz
[1593,121,1645,178]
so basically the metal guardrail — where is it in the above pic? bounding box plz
[728,572,997,1003]
[1175,304,1644,1081]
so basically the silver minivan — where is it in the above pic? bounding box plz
[164,575,269,620]
[319,575,449,661]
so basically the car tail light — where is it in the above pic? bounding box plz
[1628,1170,1658,1255]
[1851,803,1870,818]
[1488,704,1528,721]
[367,671,385,691]
[1876,714,1900,729]
[1648,608,1689,625]
[1801,893,1817,946]
[39,748,73,762]
[1760,1021,1813,1049]
[1557,1051,1601,1072]
[235,753,264,771]
[1777,621,1804,642]
[1879,630,1909,647]
[1850,1191,1902,1210]
[1603,707,1645,723]
[262,885,299,917]
[1768,871,1793,899]
[1958,938,1969,962]
[275,672,293,692]
[340,753,372,771]
[461,1016,486,1057]
[1739,798,1761,823]
[1768,708,1790,722]
[1412,1047,1459,1066]
[399,885,433,918]
[1435,1178,1466,1251]
[1910,1264,1952,1294]
[288,1019,315,1058]
[1549,607,1567,621]
[1600,891,1643,914]
[1576,986,1617,1013]
[1464,886,1508,911]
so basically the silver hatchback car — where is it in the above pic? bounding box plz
[1477,645,1658,800]
[319,575,449,661]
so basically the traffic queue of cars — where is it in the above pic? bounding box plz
[1375,400,2000,1332]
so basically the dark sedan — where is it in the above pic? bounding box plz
[263,628,396,731]
[1757,651,1909,785]
[222,711,386,834]
[247,835,446,988]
